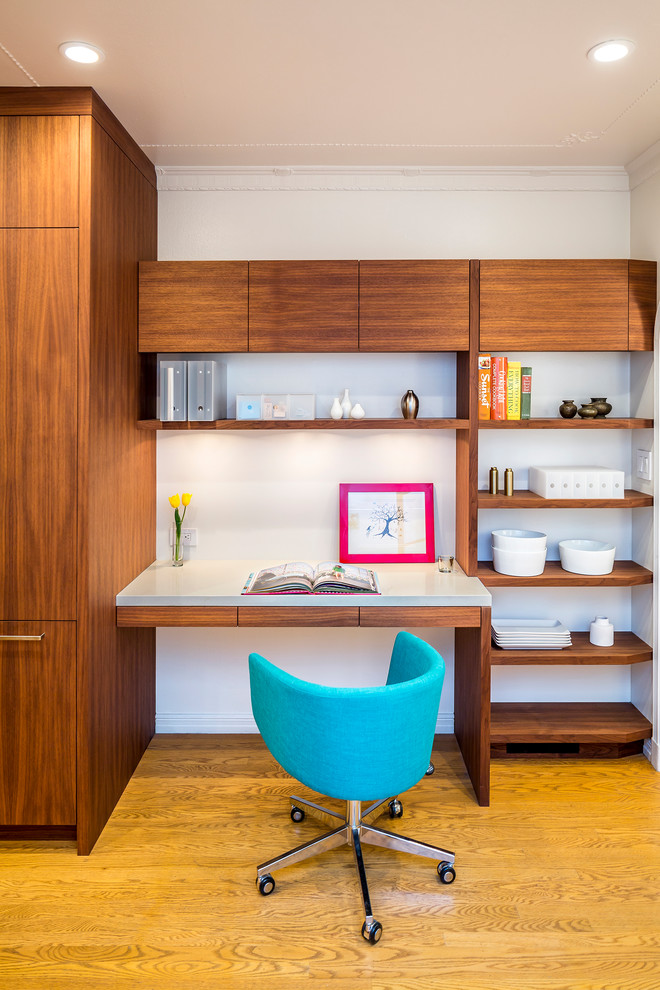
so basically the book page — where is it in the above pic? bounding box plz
[247,561,315,593]
[312,562,377,593]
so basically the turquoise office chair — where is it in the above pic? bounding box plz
[249,630,455,944]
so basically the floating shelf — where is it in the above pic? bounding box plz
[478,417,653,430]
[477,560,653,587]
[478,489,653,509]
[491,702,652,757]
[137,417,470,431]
[490,631,652,665]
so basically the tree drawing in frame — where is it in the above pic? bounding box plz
[339,483,435,563]
[366,501,406,541]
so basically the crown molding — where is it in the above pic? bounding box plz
[155,164,629,193]
[627,139,660,190]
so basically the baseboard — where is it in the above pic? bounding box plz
[643,737,659,769]
[155,712,455,734]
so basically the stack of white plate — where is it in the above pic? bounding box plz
[491,618,572,650]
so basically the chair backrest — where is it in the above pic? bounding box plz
[249,631,445,802]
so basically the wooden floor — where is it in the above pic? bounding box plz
[1,734,660,990]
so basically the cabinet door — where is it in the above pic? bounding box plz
[359,260,470,350]
[479,260,630,351]
[0,622,76,825]
[0,115,79,227]
[0,229,78,620]
[138,261,248,352]
[249,261,358,351]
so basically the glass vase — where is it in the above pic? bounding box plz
[171,534,184,566]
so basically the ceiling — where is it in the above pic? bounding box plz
[2,0,660,170]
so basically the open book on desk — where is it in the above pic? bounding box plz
[242,561,380,595]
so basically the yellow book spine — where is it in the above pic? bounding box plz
[506,362,521,420]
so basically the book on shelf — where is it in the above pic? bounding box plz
[506,361,521,419]
[490,356,508,420]
[242,561,380,595]
[521,366,532,419]
[478,354,491,419]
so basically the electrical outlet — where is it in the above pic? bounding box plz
[636,448,652,481]
[169,528,198,546]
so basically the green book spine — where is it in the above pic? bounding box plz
[521,367,532,419]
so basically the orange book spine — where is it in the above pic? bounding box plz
[490,356,508,420]
[478,354,491,420]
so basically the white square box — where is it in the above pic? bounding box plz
[288,394,315,420]
[262,394,288,419]
[529,465,624,500]
[236,394,261,420]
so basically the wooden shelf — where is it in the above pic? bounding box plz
[137,417,470,431]
[490,631,652,665]
[477,560,653,587]
[478,489,653,509]
[491,702,652,745]
[479,417,653,430]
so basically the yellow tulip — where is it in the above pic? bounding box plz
[168,494,180,509]
[182,492,192,506]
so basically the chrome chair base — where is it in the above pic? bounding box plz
[256,796,455,943]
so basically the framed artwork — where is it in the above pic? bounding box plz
[339,483,435,563]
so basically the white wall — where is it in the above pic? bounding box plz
[155,176,641,733]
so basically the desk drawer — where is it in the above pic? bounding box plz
[116,607,238,627]
[238,607,359,627]
[359,606,482,627]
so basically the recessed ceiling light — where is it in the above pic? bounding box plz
[587,39,635,63]
[59,42,105,64]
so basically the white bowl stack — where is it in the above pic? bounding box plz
[491,529,547,576]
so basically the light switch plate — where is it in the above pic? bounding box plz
[636,448,652,481]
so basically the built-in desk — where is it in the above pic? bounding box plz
[116,561,492,805]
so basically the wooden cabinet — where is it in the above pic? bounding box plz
[138,261,248,352]
[359,260,470,350]
[0,623,76,826]
[479,260,656,351]
[248,260,358,351]
[0,88,157,852]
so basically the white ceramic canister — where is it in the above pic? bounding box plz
[330,397,343,420]
[589,616,614,647]
[340,388,352,419]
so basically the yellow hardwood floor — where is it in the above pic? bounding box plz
[1,734,659,990]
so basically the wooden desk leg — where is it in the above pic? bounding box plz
[454,606,491,806]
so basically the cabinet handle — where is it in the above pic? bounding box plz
[0,634,46,641]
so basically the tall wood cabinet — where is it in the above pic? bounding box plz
[0,88,157,853]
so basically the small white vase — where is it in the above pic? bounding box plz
[589,616,614,647]
[350,403,365,419]
[340,388,352,419]
[330,397,343,420]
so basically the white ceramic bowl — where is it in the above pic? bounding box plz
[491,528,547,552]
[558,539,615,575]
[492,544,547,576]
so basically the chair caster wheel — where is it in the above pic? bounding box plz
[388,798,403,818]
[361,919,383,944]
[257,874,275,895]
[425,762,435,776]
[437,862,456,884]
[290,806,305,823]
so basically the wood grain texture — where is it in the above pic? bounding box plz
[359,607,481,627]
[75,117,157,855]
[0,115,78,227]
[358,260,470,350]
[479,260,630,351]
[478,417,653,430]
[478,488,653,508]
[477,560,652,587]
[628,259,657,351]
[138,261,249,352]
[455,259,480,575]
[238,607,359,627]
[0,622,76,825]
[248,261,358,351]
[117,607,238,627]
[0,229,78,620]
[491,702,652,744]
[454,607,491,806]
[137,417,470,430]
[490,631,652,665]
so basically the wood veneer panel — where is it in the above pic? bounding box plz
[477,560,652,587]
[628,260,657,351]
[249,261,358,351]
[490,702,652,744]
[0,115,78,227]
[490,631,652,665]
[0,229,78,620]
[117,607,237,627]
[76,118,157,855]
[479,260,629,351]
[137,417,470,430]
[0,622,76,825]
[359,607,481,627]
[478,489,653,509]
[138,261,248,352]
[479,417,653,430]
[455,259,480,575]
[454,607,491,806]
[358,260,469,350]
[238,607,359,627]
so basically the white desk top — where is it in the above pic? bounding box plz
[116,559,492,608]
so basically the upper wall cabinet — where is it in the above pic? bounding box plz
[138,261,249,352]
[359,260,470,351]
[479,260,657,351]
[0,115,79,228]
[249,261,359,352]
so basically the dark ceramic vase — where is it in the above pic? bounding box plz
[559,399,578,419]
[578,403,598,419]
[401,389,419,419]
[590,397,612,417]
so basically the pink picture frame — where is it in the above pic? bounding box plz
[339,483,435,563]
